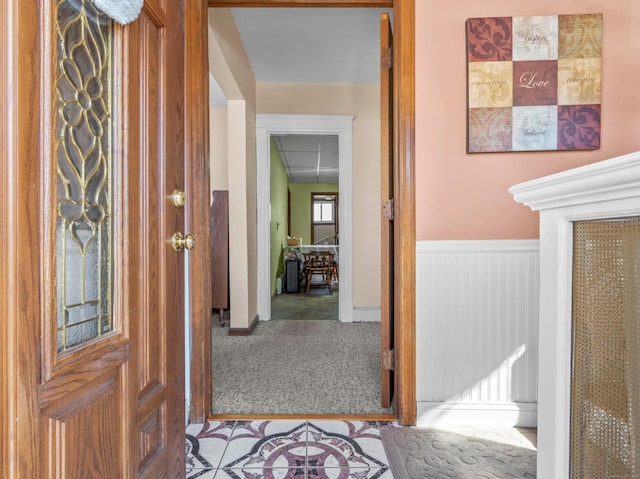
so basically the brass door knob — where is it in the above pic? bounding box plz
[171,231,196,252]
[171,189,186,208]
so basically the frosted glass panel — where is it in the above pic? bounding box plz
[55,0,113,353]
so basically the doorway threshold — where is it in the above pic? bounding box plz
[208,413,397,422]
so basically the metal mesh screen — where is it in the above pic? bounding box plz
[571,217,640,479]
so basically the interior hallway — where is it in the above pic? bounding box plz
[210,313,390,415]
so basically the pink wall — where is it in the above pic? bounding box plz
[416,1,640,239]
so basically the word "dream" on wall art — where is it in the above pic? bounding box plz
[466,14,602,153]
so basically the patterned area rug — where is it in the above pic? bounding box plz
[381,427,537,479]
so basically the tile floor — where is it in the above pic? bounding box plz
[185,419,397,479]
[270,289,338,321]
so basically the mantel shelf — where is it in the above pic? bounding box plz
[509,150,640,212]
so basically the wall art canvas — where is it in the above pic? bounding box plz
[466,14,602,153]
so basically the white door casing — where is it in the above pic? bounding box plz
[256,114,354,323]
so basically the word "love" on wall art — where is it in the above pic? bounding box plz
[466,14,602,153]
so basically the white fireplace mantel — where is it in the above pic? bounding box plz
[509,150,640,479]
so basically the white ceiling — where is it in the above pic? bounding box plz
[210,8,390,183]
[273,134,339,183]
[230,8,390,84]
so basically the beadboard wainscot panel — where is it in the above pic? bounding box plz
[416,240,539,427]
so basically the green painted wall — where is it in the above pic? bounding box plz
[270,138,289,295]
[289,182,339,246]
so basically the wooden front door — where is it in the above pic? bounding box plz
[2,0,187,477]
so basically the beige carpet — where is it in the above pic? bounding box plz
[211,319,392,415]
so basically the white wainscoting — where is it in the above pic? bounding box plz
[416,240,539,428]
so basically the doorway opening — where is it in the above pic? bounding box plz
[209,113,390,415]
[207,5,387,415]
[270,134,340,321]
[257,115,354,324]
[192,0,416,425]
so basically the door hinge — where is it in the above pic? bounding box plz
[382,198,394,221]
[381,47,393,69]
[382,349,395,371]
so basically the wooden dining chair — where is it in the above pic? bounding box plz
[302,251,334,295]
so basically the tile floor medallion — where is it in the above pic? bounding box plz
[186,420,396,479]
[186,421,236,477]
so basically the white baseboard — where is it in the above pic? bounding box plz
[417,401,538,428]
[352,307,381,322]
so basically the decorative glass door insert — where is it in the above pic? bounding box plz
[55,0,113,352]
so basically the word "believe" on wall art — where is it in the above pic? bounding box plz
[466,14,602,153]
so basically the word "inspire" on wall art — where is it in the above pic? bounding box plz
[466,14,602,153]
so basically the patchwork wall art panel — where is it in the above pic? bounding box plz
[466,14,602,153]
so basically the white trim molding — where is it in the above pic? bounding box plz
[416,239,539,428]
[418,402,538,429]
[509,150,640,479]
[416,239,540,254]
[353,307,381,323]
[510,150,640,212]
[256,114,354,323]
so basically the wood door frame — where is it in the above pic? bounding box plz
[1,1,41,475]
[186,0,213,425]
[188,0,415,425]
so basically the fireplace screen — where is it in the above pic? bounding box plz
[571,217,640,479]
